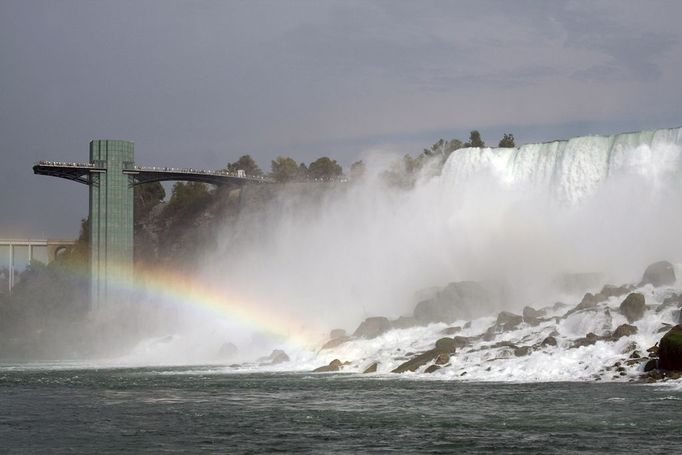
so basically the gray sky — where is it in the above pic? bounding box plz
[1,0,682,237]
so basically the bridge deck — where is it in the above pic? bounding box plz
[33,161,272,186]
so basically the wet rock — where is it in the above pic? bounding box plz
[268,349,290,364]
[514,346,532,357]
[573,332,599,348]
[573,292,604,312]
[392,350,440,373]
[425,365,441,374]
[644,359,658,372]
[434,353,450,365]
[555,272,604,295]
[362,362,378,373]
[598,284,631,299]
[522,306,545,325]
[656,293,682,313]
[218,342,238,359]
[453,336,469,349]
[313,358,343,373]
[619,293,646,323]
[329,329,346,340]
[611,324,638,340]
[441,326,462,335]
[435,337,456,353]
[640,260,676,287]
[321,336,351,350]
[353,317,391,339]
[647,344,659,357]
[391,316,418,330]
[658,325,682,371]
[541,336,558,347]
[482,326,497,341]
[496,311,523,331]
[413,281,499,324]
[629,350,641,359]
[657,323,673,333]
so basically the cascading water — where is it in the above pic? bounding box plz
[123,127,682,382]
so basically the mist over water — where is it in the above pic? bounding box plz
[181,127,682,344]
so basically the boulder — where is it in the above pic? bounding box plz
[329,329,346,340]
[424,365,441,374]
[495,311,523,331]
[619,293,646,323]
[434,353,450,365]
[658,325,682,371]
[611,324,638,340]
[522,306,545,324]
[321,336,351,350]
[362,361,378,374]
[434,337,456,353]
[514,346,532,357]
[268,349,290,364]
[656,293,682,313]
[353,317,391,339]
[574,292,603,312]
[644,359,658,372]
[413,281,498,324]
[573,332,599,348]
[641,260,676,287]
[392,350,439,373]
[599,284,630,299]
[453,336,469,349]
[313,358,343,373]
[541,336,557,347]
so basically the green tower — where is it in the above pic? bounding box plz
[89,140,135,309]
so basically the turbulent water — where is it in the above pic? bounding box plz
[1,368,681,453]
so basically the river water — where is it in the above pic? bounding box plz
[1,366,681,453]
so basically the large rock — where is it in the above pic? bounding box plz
[218,342,238,359]
[522,306,545,321]
[260,349,290,364]
[413,281,498,324]
[495,311,523,331]
[313,358,343,373]
[392,350,439,373]
[353,317,392,339]
[599,284,630,299]
[329,329,346,340]
[320,336,351,350]
[391,316,418,330]
[620,293,646,323]
[658,325,682,371]
[434,337,456,353]
[573,332,599,348]
[610,324,638,340]
[641,261,676,287]
[363,361,378,373]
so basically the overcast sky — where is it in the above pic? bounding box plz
[1,0,682,237]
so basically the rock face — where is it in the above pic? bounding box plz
[641,261,676,287]
[353,317,391,339]
[363,362,378,373]
[413,281,498,324]
[522,306,545,323]
[434,337,456,353]
[619,293,646,323]
[495,311,523,331]
[313,358,343,373]
[392,337,458,373]
[611,324,638,340]
[658,325,682,371]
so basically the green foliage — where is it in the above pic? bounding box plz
[464,130,485,148]
[297,163,309,180]
[164,182,212,221]
[350,160,365,179]
[226,154,263,176]
[308,157,343,180]
[498,133,516,148]
[270,156,299,183]
[134,182,165,220]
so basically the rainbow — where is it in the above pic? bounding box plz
[58,259,323,349]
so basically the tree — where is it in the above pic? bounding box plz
[308,157,343,180]
[297,163,309,180]
[464,130,485,148]
[164,182,212,221]
[270,156,299,183]
[498,133,516,148]
[350,160,365,179]
[134,182,165,220]
[226,154,263,176]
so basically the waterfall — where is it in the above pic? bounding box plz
[441,127,682,206]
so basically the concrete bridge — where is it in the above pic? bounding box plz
[33,140,270,309]
[0,238,75,294]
